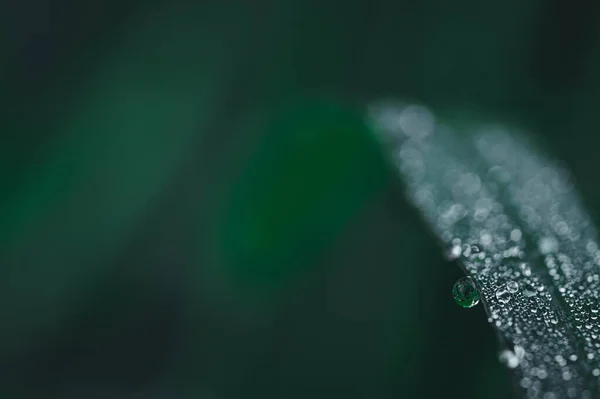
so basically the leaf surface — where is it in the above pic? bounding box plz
[369,102,600,399]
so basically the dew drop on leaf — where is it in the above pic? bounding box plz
[500,347,522,369]
[446,243,462,261]
[539,236,559,255]
[452,277,480,308]
[507,281,520,294]
[496,284,512,305]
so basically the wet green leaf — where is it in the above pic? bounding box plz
[370,102,600,399]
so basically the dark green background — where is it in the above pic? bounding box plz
[2,1,600,398]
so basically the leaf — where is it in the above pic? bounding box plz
[368,102,600,399]
[219,100,388,290]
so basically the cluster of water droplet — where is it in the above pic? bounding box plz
[369,102,600,399]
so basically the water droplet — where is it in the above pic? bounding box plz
[510,229,522,242]
[514,345,525,358]
[496,285,511,305]
[523,283,537,297]
[461,244,471,257]
[569,354,578,362]
[539,236,559,254]
[398,105,435,139]
[452,277,480,308]
[519,262,532,277]
[445,244,462,261]
[500,349,520,369]
[480,233,492,246]
[503,246,521,259]
[506,281,519,294]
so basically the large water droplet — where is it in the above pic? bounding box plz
[496,285,512,305]
[452,277,480,308]
[507,281,519,294]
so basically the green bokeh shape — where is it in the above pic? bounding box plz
[219,100,389,290]
[0,2,245,358]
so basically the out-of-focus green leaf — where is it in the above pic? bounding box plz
[219,101,389,289]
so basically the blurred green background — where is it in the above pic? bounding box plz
[2,0,600,398]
